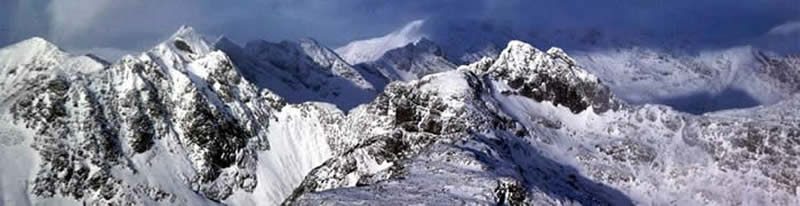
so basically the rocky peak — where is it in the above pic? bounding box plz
[235,38,378,110]
[168,25,211,54]
[0,31,288,204]
[245,37,375,90]
[359,37,456,82]
[145,26,214,71]
[485,40,622,113]
[405,38,445,57]
[297,37,351,70]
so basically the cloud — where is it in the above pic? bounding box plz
[0,0,49,44]
[769,21,800,35]
[0,0,798,60]
[46,0,114,42]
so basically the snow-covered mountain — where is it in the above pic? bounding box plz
[490,25,800,114]
[335,20,458,89]
[336,20,426,65]
[288,40,800,205]
[215,36,377,111]
[0,27,352,205]
[354,38,457,89]
[1,24,799,206]
[335,19,509,70]
[340,19,800,114]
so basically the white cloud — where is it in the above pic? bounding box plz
[0,0,793,60]
[46,0,116,42]
[768,21,800,35]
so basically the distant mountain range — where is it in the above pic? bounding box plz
[0,20,799,205]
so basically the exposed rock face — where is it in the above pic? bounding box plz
[108,36,276,203]
[283,40,633,204]
[357,38,457,83]
[481,41,623,113]
[283,71,492,204]
[11,73,123,201]
[683,118,800,194]
[284,41,631,205]
[218,37,378,110]
[286,41,800,206]
[2,28,800,206]
[1,28,280,205]
[754,51,800,94]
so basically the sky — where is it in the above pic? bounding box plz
[1,0,799,60]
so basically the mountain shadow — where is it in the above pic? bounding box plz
[458,133,635,205]
[657,87,761,114]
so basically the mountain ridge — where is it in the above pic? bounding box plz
[338,19,800,114]
[336,20,427,65]
[0,25,799,206]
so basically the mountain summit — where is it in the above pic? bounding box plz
[336,20,426,64]
[0,25,799,206]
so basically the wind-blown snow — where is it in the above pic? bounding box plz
[1,22,799,206]
[336,20,426,64]
[352,19,800,113]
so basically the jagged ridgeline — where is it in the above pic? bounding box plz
[0,26,798,206]
[1,28,280,204]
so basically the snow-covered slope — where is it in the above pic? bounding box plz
[336,20,426,65]
[346,19,800,114]
[0,36,111,206]
[216,37,378,110]
[511,27,800,113]
[287,41,800,205]
[566,43,800,114]
[335,21,460,89]
[355,38,457,89]
[2,24,800,206]
[0,27,361,205]
[0,37,106,99]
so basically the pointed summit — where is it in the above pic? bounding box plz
[336,19,427,64]
[0,37,68,69]
[297,37,348,66]
[362,36,456,82]
[298,37,322,45]
[18,37,59,49]
[170,25,201,40]
[486,40,622,113]
[162,25,212,55]
[2,37,63,55]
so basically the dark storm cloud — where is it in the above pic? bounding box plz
[0,0,798,59]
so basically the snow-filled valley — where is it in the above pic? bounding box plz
[0,19,799,206]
